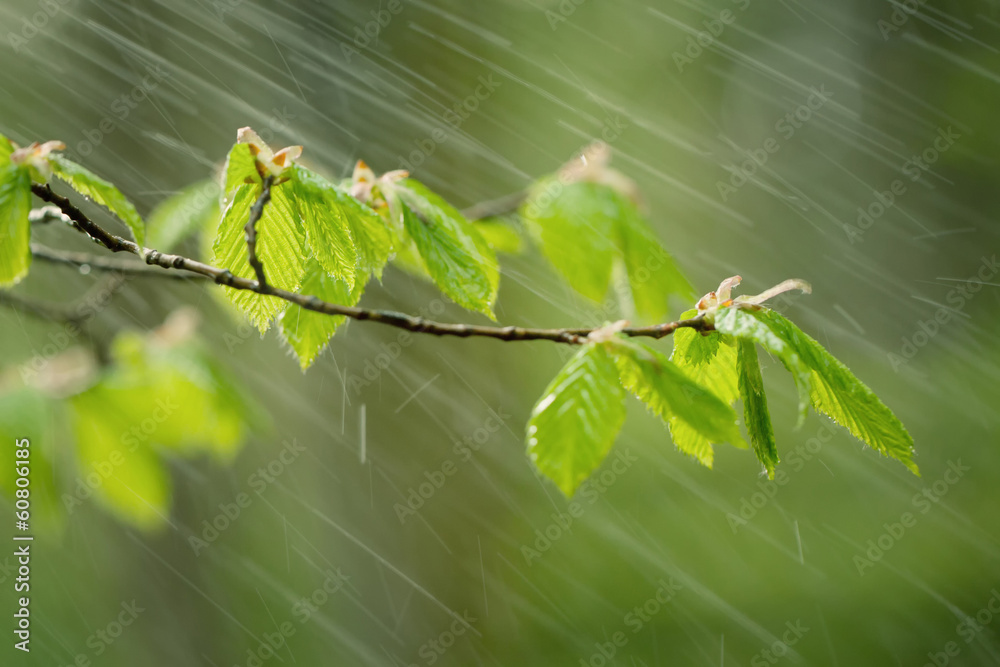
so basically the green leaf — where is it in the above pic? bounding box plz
[289,165,358,288]
[521,179,618,302]
[47,154,146,245]
[611,337,744,468]
[280,259,365,370]
[0,387,64,532]
[224,142,261,195]
[147,180,221,252]
[668,313,740,467]
[333,182,393,280]
[104,330,254,462]
[713,306,812,424]
[475,219,524,255]
[69,385,172,530]
[715,306,918,474]
[0,164,32,287]
[736,337,779,478]
[617,201,693,321]
[0,134,14,164]
[212,182,307,332]
[394,179,498,319]
[527,343,626,496]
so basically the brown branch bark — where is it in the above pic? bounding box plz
[244,176,274,290]
[29,182,709,345]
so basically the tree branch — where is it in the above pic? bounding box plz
[31,244,207,280]
[244,176,274,290]
[461,190,526,221]
[29,182,710,345]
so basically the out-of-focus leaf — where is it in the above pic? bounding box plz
[212,183,307,332]
[47,154,145,246]
[147,180,221,252]
[0,163,32,287]
[475,219,524,255]
[521,179,618,303]
[394,179,497,318]
[617,201,693,321]
[0,387,64,532]
[280,259,365,370]
[0,134,14,163]
[736,337,779,478]
[715,306,918,475]
[527,343,626,496]
[611,336,744,468]
[69,386,172,530]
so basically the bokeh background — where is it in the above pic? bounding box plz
[1,0,999,664]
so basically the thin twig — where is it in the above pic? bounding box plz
[31,244,207,279]
[244,176,274,290]
[0,291,86,325]
[30,182,710,345]
[461,190,526,221]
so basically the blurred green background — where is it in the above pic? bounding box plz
[1,0,999,664]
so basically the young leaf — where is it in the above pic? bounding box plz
[212,183,307,332]
[668,314,740,467]
[147,180,221,252]
[0,387,63,531]
[47,154,146,246]
[475,219,524,255]
[279,259,365,370]
[715,306,918,474]
[0,163,32,287]
[289,165,358,288]
[527,343,626,496]
[521,179,618,303]
[736,338,779,478]
[69,385,172,530]
[617,200,693,321]
[712,305,812,423]
[224,142,261,195]
[394,179,498,319]
[331,180,393,279]
[611,337,744,467]
[0,134,14,163]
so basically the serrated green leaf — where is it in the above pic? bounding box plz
[611,337,744,468]
[736,337,779,478]
[394,179,497,318]
[668,313,740,467]
[224,142,260,195]
[521,179,618,302]
[333,183,393,280]
[617,200,693,321]
[0,163,32,287]
[280,259,365,370]
[212,182,307,332]
[47,154,146,245]
[527,343,626,496]
[715,306,917,474]
[289,165,358,288]
[147,180,221,252]
[713,306,812,424]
